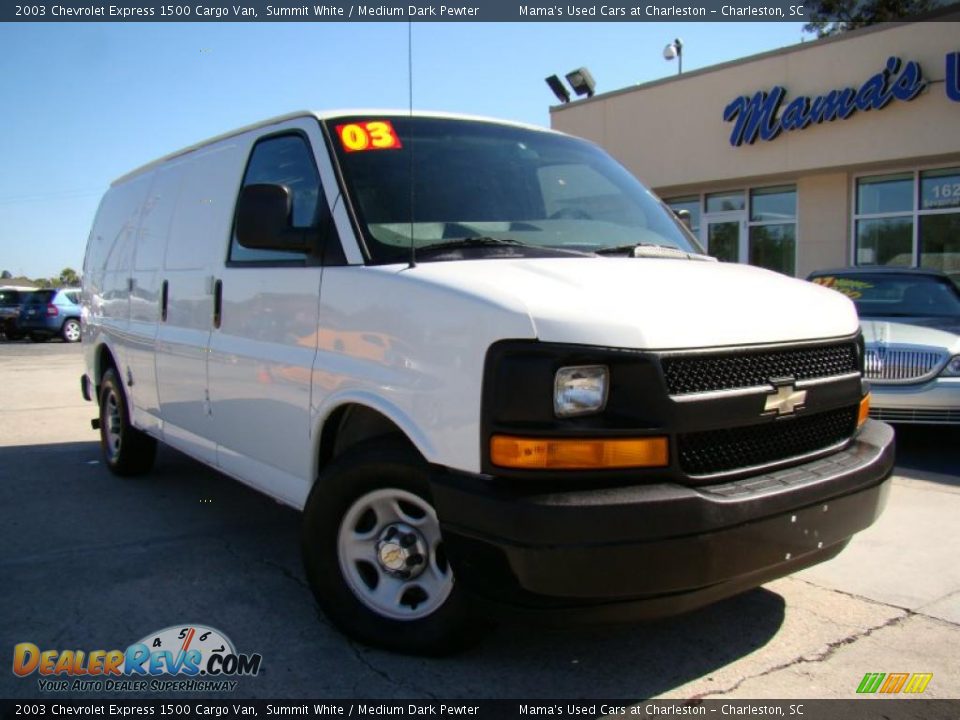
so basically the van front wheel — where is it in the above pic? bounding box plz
[99,368,157,476]
[301,439,482,655]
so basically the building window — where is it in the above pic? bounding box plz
[705,191,745,213]
[667,186,797,276]
[749,185,797,276]
[854,168,960,279]
[919,168,960,280]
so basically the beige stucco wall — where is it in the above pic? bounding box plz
[796,172,850,276]
[551,22,960,193]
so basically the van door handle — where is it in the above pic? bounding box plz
[160,280,169,322]
[213,279,223,329]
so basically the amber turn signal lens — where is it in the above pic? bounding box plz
[858,394,871,427]
[490,435,669,470]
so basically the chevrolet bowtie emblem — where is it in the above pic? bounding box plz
[764,384,807,416]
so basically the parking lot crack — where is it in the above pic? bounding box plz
[346,642,439,699]
[794,577,911,612]
[219,538,310,591]
[916,589,960,625]
[689,610,910,699]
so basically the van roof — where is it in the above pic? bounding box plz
[112,110,561,186]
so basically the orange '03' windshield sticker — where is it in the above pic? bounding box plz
[335,120,403,152]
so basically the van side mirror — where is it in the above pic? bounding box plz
[235,184,311,252]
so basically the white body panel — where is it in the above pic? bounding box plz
[309,265,536,489]
[407,258,859,350]
[82,110,862,510]
[155,143,246,465]
[127,162,184,433]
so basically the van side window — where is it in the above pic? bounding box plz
[229,134,322,264]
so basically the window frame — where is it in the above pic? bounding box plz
[227,129,328,269]
[850,164,960,269]
[666,184,799,275]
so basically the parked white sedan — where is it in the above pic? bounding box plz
[809,267,960,424]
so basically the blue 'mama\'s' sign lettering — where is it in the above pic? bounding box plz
[724,57,926,147]
[947,51,960,102]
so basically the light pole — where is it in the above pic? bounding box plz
[664,38,683,75]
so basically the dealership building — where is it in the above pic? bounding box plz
[550,20,960,279]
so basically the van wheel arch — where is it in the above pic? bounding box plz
[95,344,118,391]
[316,404,418,480]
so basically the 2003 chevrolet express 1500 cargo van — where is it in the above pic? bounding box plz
[81,111,895,654]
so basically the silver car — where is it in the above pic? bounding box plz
[809,267,960,424]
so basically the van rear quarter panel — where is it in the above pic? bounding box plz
[83,173,154,378]
[126,161,187,432]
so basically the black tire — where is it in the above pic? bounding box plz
[61,318,81,343]
[98,368,157,476]
[302,438,484,655]
[2,319,22,340]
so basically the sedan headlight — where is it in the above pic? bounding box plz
[940,355,960,377]
[554,365,609,417]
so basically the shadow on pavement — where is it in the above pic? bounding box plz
[890,424,960,487]
[0,441,786,699]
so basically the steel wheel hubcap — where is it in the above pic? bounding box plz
[338,488,453,621]
[104,390,122,460]
[65,322,80,342]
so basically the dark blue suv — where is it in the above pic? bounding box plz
[18,288,82,343]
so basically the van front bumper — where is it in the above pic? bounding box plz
[430,419,894,621]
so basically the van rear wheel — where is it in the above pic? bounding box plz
[301,439,483,655]
[99,368,157,476]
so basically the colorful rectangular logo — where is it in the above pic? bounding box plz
[857,672,933,694]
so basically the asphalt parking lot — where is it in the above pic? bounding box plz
[1,341,959,700]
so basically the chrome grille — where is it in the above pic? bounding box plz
[863,346,945,383]
[870,407,960,424]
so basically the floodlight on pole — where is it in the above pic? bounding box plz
[663,38,683,75]
[545,74,571,104]
[565,67,596,98]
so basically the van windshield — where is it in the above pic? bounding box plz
[324,115,701,264]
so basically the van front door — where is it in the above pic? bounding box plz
[206,123,328,507]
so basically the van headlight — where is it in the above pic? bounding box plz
[941,356,960,377]
[554,365,609,417]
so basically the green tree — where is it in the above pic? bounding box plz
[1,270,11,280]
[803,0,938,36]
[59,267,79,286]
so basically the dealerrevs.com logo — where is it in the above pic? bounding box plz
[12,624,262,693]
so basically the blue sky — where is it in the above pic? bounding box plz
[0,21,809,279]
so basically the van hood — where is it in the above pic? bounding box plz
[406,257,859,350]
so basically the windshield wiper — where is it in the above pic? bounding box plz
[417,237,529,254]
[594,242,715,261]
[416,236,593,258]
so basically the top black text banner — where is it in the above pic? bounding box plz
[7,0,823,22]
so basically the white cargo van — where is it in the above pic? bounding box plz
[82,111,894,654]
